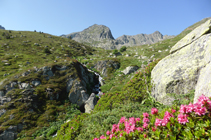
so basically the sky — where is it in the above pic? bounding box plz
[0,0,210,39]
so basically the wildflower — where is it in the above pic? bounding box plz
[151,127,156,132]
[135,118,140,122]
[179,105,188,114]
[171,109,176,113]
[155,118,162,126]
[177,114,189,124]
[100,135,106,139]
[106,131,110,135]
[143,123,148,129]
[143,112,149,118]
[151,108,158,115]
[119,117,126,123]
[194,103,207,116]
[143,117,150,123]
[136,127,143,132]
[109,134,114,139]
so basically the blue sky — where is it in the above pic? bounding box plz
[0,0,210,39]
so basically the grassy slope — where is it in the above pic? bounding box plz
[0,29,95,139]
[0,17,209,140]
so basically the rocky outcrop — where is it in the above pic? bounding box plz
[84,93,97,113]
[151,19,211,106]
[0,25,5,30]
[93,60,120,77]
[62,24,174,50]
[122,66,139,75]
[0,61,98,139]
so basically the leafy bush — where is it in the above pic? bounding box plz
[94,94,211,140]
[77,102,157,140]
[120,46,127,52]
[44,48,51,54]
[112,49,118,54]
[55,113,89,140]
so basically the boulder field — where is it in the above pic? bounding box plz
[151,19,211,105]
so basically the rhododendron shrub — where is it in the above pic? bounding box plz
[93,94,211,139]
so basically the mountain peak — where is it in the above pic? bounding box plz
[0,25,5,30]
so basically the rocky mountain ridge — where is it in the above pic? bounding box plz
[62,24,174,49]
[0,25,5,30]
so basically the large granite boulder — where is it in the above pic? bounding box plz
[151,19,211,105]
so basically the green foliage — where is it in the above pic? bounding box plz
[119,46,127,52]
[167,90,195,107]
[44,48,51,54]
[95,59,161,112]
[77,102,154,139]
[68,36,72,39]
[55,113,89,140]
[112,49,118,54]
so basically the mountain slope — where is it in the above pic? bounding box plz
[62,24,174,49]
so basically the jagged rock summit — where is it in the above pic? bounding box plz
[151,19,211,106]
[0,25,5,30]
[62,24,174,50]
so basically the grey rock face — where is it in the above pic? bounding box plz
[68,82,89,107]
[122,66,139,75]
[85,93,97,113]
[62,24,174,50]
[94,60,120,77]
[151,19,211,106]
[0,25,5,30]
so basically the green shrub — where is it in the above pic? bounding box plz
[112,49,118,54]
[55,113,89,140]
[77,102,155,139]
[44,48,51,54]
[94,59,161,112]
[120,46,127,52]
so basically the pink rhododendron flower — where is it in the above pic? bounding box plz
[151,127,156,131]
[178,113,189,124]
[135,118,140,122]
[186,103,194,113]
[194,103,207,116]
[106,131,110,135]
[130,124,136,132]
[143,123,148,129]
[111,124,118,133]
[119,133,123,137]
[155,118,162,126]
[136,127,143,132]
[109,134,114,139]
[164,111,174,120]
[179,105,188,114]
[197,94,210,105]
[143,112,149,118]
[100,135,106,139]
[119,117,126,123]
[93,138,99,140]
[151,108,158,115]
[129,117,136,125]
[144,134,147,138]
[171,109,176,113]
[161,118,169,126]
[143,117,150,123]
